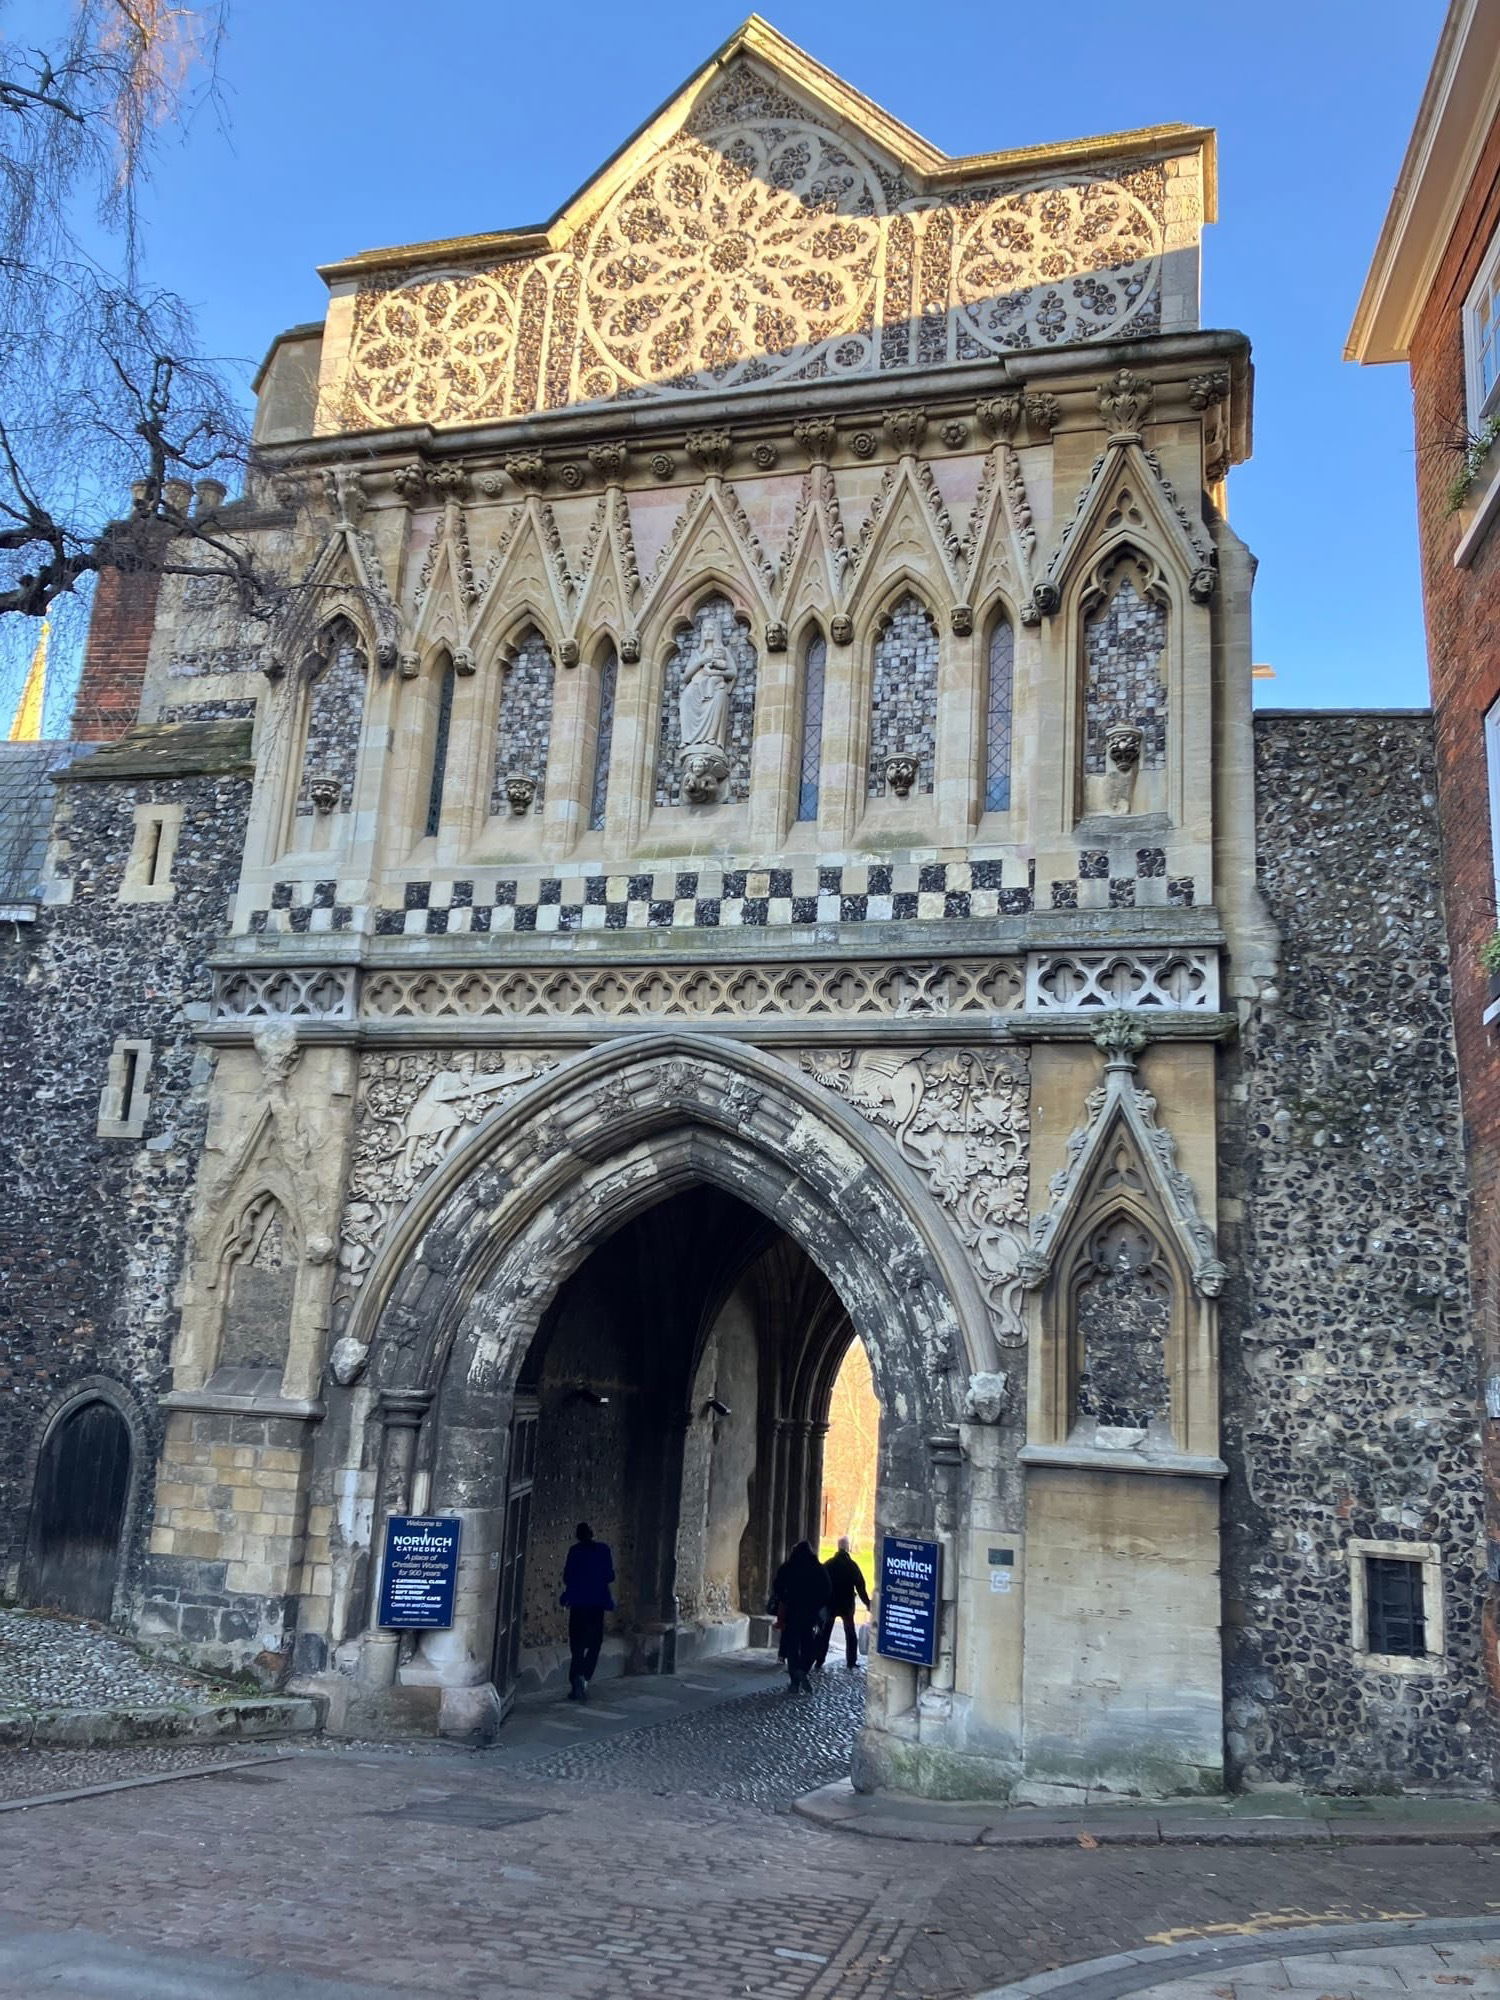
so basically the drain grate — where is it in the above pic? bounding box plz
[375,1795,549,1830]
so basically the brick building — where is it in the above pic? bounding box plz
[1349,0,1500,1713]
[0,18,1492,1799]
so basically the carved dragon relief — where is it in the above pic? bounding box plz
[800,1046,1030,1344]
[1020,1012,1225,1297]
[333,1050,563,1321]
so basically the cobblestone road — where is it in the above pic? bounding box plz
[1,1660,1499,1998]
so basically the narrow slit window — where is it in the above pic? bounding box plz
[589,648,618,833]
[424,660,456,839]
[797,632,827,823]
[984,617,1014,812]
[1365,1556,1426,1658]
[142,818,164,886]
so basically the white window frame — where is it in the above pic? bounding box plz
[1464,226,1500,431]
[1347,1537,1446,1676]
[1484,699,1500,919]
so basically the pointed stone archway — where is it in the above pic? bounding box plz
[339,1034,994,1777]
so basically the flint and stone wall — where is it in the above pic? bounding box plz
[0,737,251,1610]
[1222,711,1490,1791]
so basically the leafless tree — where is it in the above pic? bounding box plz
[0,0,271,647]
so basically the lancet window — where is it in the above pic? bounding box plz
[867,594,938,797]
[295,617,366,817]
[424,656,456,838]
[984,614,1014,812]
[589,647,618,833]
[796,630,827,823]
[490,631,555,817]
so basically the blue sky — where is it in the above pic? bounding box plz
[10,0,1445,726]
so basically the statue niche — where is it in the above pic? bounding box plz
[216,1193,296,1377]
[1071,1213,1171,1445]
[678,630,736,803]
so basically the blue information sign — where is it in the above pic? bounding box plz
[876,1535,941,1667]
[378,1515,461,1630]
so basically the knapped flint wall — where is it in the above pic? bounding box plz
[1221,712,1490,1790]
[0,762,251,1608]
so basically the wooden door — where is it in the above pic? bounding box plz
[490,1394,539,1708]
[29,1402,131,1621]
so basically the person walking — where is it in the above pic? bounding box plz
[559,1521,614,1701]
[815,1535,870,1671]
[769,1540,828,1694]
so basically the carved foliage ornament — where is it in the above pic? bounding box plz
[802,1047,1030,1344]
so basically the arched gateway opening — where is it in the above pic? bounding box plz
[489,1185,859,1701]
[346,1037,992,1760]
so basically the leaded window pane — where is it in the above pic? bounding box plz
[984,618,1014,812]
[424,660,455,838]
[797,633,826,823]
[589,648,618,833]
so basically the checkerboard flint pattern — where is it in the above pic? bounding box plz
[247,850,1192,936]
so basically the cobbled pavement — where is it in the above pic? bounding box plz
[1,1666,1500,1998]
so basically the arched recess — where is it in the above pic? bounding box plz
[21,1378,150,1623]
[215,1190,297,1377]
[862,587,941,801]
[652,594,759,808]
[1020,1023,1224,1464]
[284,614,369,848]
[342,1036,993,1695]
[489,623,556,820]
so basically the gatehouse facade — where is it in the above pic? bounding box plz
[1,21,1492,1800]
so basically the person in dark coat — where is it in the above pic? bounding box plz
[560,1521,615,1701]
[769,1540,828,1694]
[815,1536,870,1671]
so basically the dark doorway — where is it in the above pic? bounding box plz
[27,1400,132,1621]
[493,1186,863,1702]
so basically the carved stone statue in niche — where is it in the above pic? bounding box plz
[677,631,736,803]
[1073,1216,1170,1445]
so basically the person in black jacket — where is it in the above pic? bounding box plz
[559,1521,615,1701]
[769,1540,828,1694]
[815,1536,870,1671]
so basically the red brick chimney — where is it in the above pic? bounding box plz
[70,556,166,741]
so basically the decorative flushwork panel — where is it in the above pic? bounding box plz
[295,630,365,817]
[654,597,758,807]
[867,595,939,798]
[490,632,555,816]
[1025,949,1219,1013]
[1083,565,1167,775]
[338,66,1184,431]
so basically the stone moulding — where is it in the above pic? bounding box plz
[1021,1012,1225,1299]
[1024,947,1218,1013]
[211,956,1023,1029]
